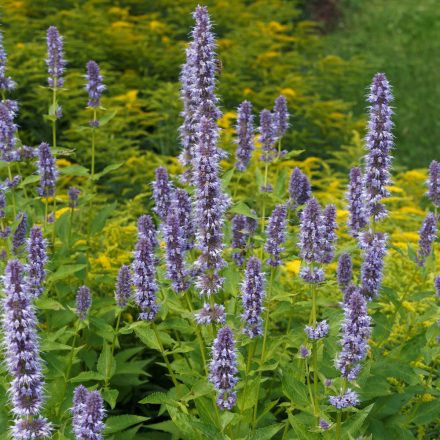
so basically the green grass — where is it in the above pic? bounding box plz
[326,0,440,168]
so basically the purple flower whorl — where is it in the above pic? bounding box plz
[85,60,105,109]
[241,257,265,338]
[288,167,311,209]
[37,142,57,198]
[72,387,105,440]
[427,160,440,207]
[259,109,276,162]
[26,226,48,298]
[231,214,256,266]
[320,204,337,264]
[272,95,289,140]
[346,167,367,236]
[68,186,81,208]
[76,285,91,320]
[235,100,255,171]
[0,32,15,91]
[435,275,440,298]
[0,99,19,162]
[137,214,158,250]
[115,265,132,309]
[209,326,238,410]
[46,26,66,88]
[2,260,52,438]
[12,212,28,255]
[363,73,394,222]
[299,198,325,264]
[152,167,173,220]
[195,303,225,325]
[359,231,387,299]
[337,253,353,290]
[336,287,371,380]
[174,188,195,250]
[265,204,288,267]
[416,212,437,266]
[329,389,359,410]
[305,320,330,340]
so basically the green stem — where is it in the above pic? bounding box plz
[311,285,319,419]
[152,322,178,387]
[44,197,49,230]
[336,412,342,440]
[91,108,97,178]
[233,172,242,199]
[7,165,16,217]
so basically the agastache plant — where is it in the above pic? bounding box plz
[1,260,52,438]
[346,167,367,236]
[0,99,19,162]
[427,160,440,207]
[174,188,194,250]
[272,95,289,140]
[416,212,437,266]
[153,166,173,221]
[76,285,91,320]
[288,167,311,209]
[235,100,255,171]
[320,204,337,264]
[0,32,15,91]
[232,214,256,266]
[37,142,57,198]
[363,73,394,222]
[12,211,27,255]
[337,253,353,290]
[46,26,66,88]
[259,109,276,163]
[115,265,132,309]
[26,226,48,298]
[265,204,288,267]
[137,214,158,250]
[85,60,105,111]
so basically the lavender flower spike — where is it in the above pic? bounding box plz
[329,389,359,410]
[0,99,19,162]
[337,253,353,290]
[272,95,289,140]
[235,100,255,171]
[195,303,225,325]
[305,320,329,340]
[152,167,172,220]
[46,26,66,88]
[265,204,288,267]
[231,215,248,266]
[76,285,91,320]
[288,167,311,209]
[259,109,276,162]
[115,265,132,308]
[336,287,371,381]
[26,226,48,298]
[209,326,238,410]
[137,214,158,250]
[2,260,52,438]
[346,167,367,236]
[363,73,394,222]
[73,388,106,440]
[320,204,337,264]
[427,160,440,207]
[299,198,325,264]
[85,60,105,108]
[435,275,440,298]
[0,32,15,91]
[416,212,437,266]
[72,385,89,439]
[174,188,195,250]
[68,186,80,208]
[241,257,265,338]
[359,231,387,299]
[37,142,57,198]
[12,212,28,255]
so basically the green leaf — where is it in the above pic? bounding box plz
[59,165,90,177]
[34,297,64,311]
[282,374,310,409]
[250,424,284,440]
[229,201,258,219]
[139,392,178,406]
[221,167,235,190]
[48,264,86,282]
[69,371,104,383]
[92,163,124,181]
[97,343,116,382]
[411,399,440,425]
[134,326,160,351]
[98,109,117,127]
[102,388,119,409]
[284,149,305,159]
[341,404,374,437]
[104,414,149,434]
[90,202,117,234]
[19,175,40,188]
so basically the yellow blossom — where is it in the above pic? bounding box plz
[284,260,301,274]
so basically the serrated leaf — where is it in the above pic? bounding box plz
[229,201,258,219]
[90,202,117,234]
[102,388,119,409]
[104,414,149,434]
[60,165,90,177]
[34,297,64,311]
[250,424,284,440]
[19,175,40,188]
[97,343,116,382]
[98,109,117,127]
[341,404,374,437]
[139,392,178,406]
[134,326,160,351]
[69,371,104,383]
[282,374,310,409]
[48,264,86,282]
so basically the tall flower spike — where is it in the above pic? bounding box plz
[320,204,337,264]
[37,142,57,198]
[241,257,265,338]
[235,100,255,171]
[288,167,311,209]
[12,212,27,255]
[152,167,173,220]
[363,73,394,222]
[68,186,80,208]
[73,389,106,440]
[85,60,105,109]
[137,214,158,250]
[231,215,248,266]
[76,286,91,321]
[337,253,353,290]
[427,160,440,207]
[299,198,325,263]
[359,231,387,299]
[164,204,190,293]
[0,99,19,162]
[435,275,440,298]
[46,26,66,88]
[259,109,276,162]
[174,188,195,250]
[115,265,132,309]
[416,212,437,266]
[0,32,15,91]
[272,95,289,140]
[209,326,238,410]
[193,116,229,295]
[72,385,89,439]
[346,167,367,236]
[305,320,330,340]
[2,260,52,438]
[265,204,288,267]
[26,226,48,298]
[132,231,159,320]
[336,287,371,381]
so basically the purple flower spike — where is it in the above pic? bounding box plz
[46,26,66,88]
[76,285,91,320]
[85,60,105,109]
[137,214,158,250]
[346,167,367,236]
[72,385,89,439]
[435,275,440,298]
[300,266,325,284]
[272,95,289,140]
[72,388,106,440]
[132,232,159,321]
[115,265,132,309]
[26,226,48,298]
[363,73,394,222]
[337,253,353,290]
[359,231,387,299]
[329,388,359,410]
[299,198,325,264]
[68,186,81,208]
[209,326,238,410]
[12,212,27,255]
[259,109,276,162]
[0,190,5,218]
[0,99,19,162]
[427,160,440,207]
[195,303,225,325]
[153,167,173,220]
[0,32,15,91]
[241,257,265,338]
[164,206,190,293]
[232,214,256,266]
[37,142,57,198]
[289,167,311,209]
[174,188,195,250]
[305,320,330,340]
[2,260,52,437]
[320,204,337,264]
[336,287,371,381]
[235,100,255,171]
[416,212,437,266]
[265,204,288,267]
